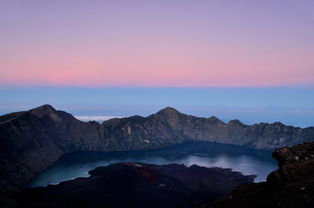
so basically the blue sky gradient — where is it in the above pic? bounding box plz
[1,87,313,127]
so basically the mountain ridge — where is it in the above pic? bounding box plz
[0,104,313,191]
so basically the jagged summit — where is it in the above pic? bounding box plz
[30,104,56,114]
[0,105,56,123]
[29,104,61,121]
[228,119,245,126]
[208,116,224,125]
[156,107,181,115]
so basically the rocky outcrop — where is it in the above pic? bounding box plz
[0,105,313,191]
[206,141,314,208]
[17,163,255,208]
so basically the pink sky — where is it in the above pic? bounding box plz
[1,0,314,87]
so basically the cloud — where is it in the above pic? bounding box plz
[74,116,124,122]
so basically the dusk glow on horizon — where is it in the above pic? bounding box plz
[1,0,314,87]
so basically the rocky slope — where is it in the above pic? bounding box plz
[0,105,313,191]
[17,163,255,208]
[206,141,314,208]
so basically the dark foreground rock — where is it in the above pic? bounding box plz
[1,105,313,191]
[206,141,314,208]
[16,163,255,208]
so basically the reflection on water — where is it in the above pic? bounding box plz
[28,142,277,187]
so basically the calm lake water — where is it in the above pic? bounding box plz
[28,142,277,187]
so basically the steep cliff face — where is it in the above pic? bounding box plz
[0,105,313,191]
[207,141,314,208]
[0,105,103,191]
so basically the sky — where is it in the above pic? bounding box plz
[0,87,314,127]
[0,1,314,126]
[1,0,314,87]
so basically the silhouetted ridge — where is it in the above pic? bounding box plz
[18,163,255,208]
[0,111,25,123]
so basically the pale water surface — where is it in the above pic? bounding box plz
[28,142,277,187]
